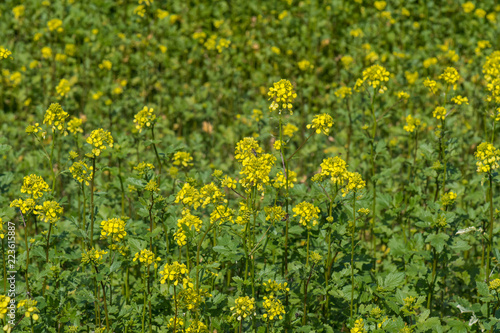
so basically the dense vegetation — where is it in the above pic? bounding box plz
[1,0,500,332]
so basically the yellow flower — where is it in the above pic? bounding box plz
[283,123,298,137]
[0,47,12,60]
[403,115,421,133]
[475,8,486,18]
[341,172,366,197]
[47,19,63,32]
[351,318,366,333]
[451,95,469,105]
[159,261,188,286]
[134,5,146,17]
[405,71,419,85]
[307,113,334,135]
[86,128,114,157]
[157,9,169,19]
[10,198,36,214]
[360,64,390,90]
[273,170,297,189]
[262,295,285,321]
[423,78,437,94]
[133,249,161,269]
[34,200,63,223]
[475,142,500,173]
[397,91,410,99]
[489,278,500,292]
[133,106,156,132]
[231,296,256,320]
[100,218,127,242]
[21,174,50,199]
[98,59,112,70]
[12,5,25,19]
[335,86,352,99]
[439,67,460,85]
[17,299,39,321]
[56,79,71,97]
[67,117,83,135]
[293,202,320,229]
[423,57,438,68]
[441,191,457,207]
[42,47,53,59]
[374,1,386,10]
[81,248,107,265]
[350,28,364,38]
[175,183,201,210]
[271,46,281,55]
[432,106,447,120]
[462,2,475,13]
[268,79,297,114]
[298,59,313,71]
[173,151,194,168]
[0,295,11,320]
[69,161,93,186]
[341,55,354,68]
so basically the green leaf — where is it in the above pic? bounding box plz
[425,233,449,253]
[384,272,405,291]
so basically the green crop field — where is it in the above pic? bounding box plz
[1,0,500,332]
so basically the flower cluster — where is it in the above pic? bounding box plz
[133,249,161,269]
[0,296,10,320]
[341,172,366,197]
[43,103,69,131]
[133,106,156,132]
[174,209,203,246]
[451,95,469,105]
[10,198,36,214]
[200,183,225,207]
[307,113,334,135]
[86,128,114,157]
[134,162,155,176]
[67,117,83,134]
[441,191,457,207]
[423,78,437,94]
[100,218,127,242]
[81,248,107,265]
[21,174,50,199]
[175,183,201,210]
[47,19,63,32]
[335,86,352,99]
[489,278,500,293]
[273,170,297,189]
[173,151,194,168]
[262,295,285,321]
[0,47,12,59]
[439,67,460,85]
[351,318,366,333]
[403,115,421,133]
[56,79,71,97]
[432,106,447,120]
[17,299,39,321]
[292,202,320,229]
[316,156,348,184]
[210,205,234,225]
[264,206,286,224]
[34,200,63,223]
[231,296,256,321]
[360,64,390,90]
[69,160,93,186]
[159,261,188,286]
[268,79,297,114]
[185,321,209,333]
[475,142,500,173]
[263,279,289,295]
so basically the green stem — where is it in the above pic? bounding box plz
[90,157,96,248]
[350,192,357,320]
[41,223,53,296]
[151,126,162,187]
[487,173,494,287]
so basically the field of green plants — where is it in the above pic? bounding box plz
[2,0,500,332]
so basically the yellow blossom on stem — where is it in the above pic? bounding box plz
[231,296,256,320]
[44,103,69,131]
[10,198,36,214]
[293,202,320,229]
[86,128,114,157]
[432,106,447,120]
[262,295,285,321]
[133,249,161,269]
[439,67,460,85]
[268,79,297,114]
[133,106,156,132]
[34,200,63,223]
[21,174,50,199]
[159,261,188,286]
[100,218,127,242]
[173,151,194,168]
[475,142,500,173]
[403,115,421,133]
[307,114,334,135]
[69,160,93,186]
[451,95,469,105]
[341,172,366,197]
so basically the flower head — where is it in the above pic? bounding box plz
[268,79,297,114]
[43,103,69,131]
[262,295,285,321]
[81,248,107,265]
[475,142,500,173]
[173,151,193,168]
[403,115,421,133]
[21,174,50,199]
[432,106,447,120]
[307,114,334,135]
[86,128,114,157]
[293,202,320,229]
[34,201,63,223]
[341,172,366,197]
[159,261,188,286]
[133,249,161,269]
[439,67,460,85]
[231,296,256,320]
[17,299,39,321]
[56,79,71,97]
[69,161,93,186]
[134,106,156,132]
[101,218,127,242]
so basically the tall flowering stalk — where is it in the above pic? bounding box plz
[354,64,390,261]
[475,142,500,287]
